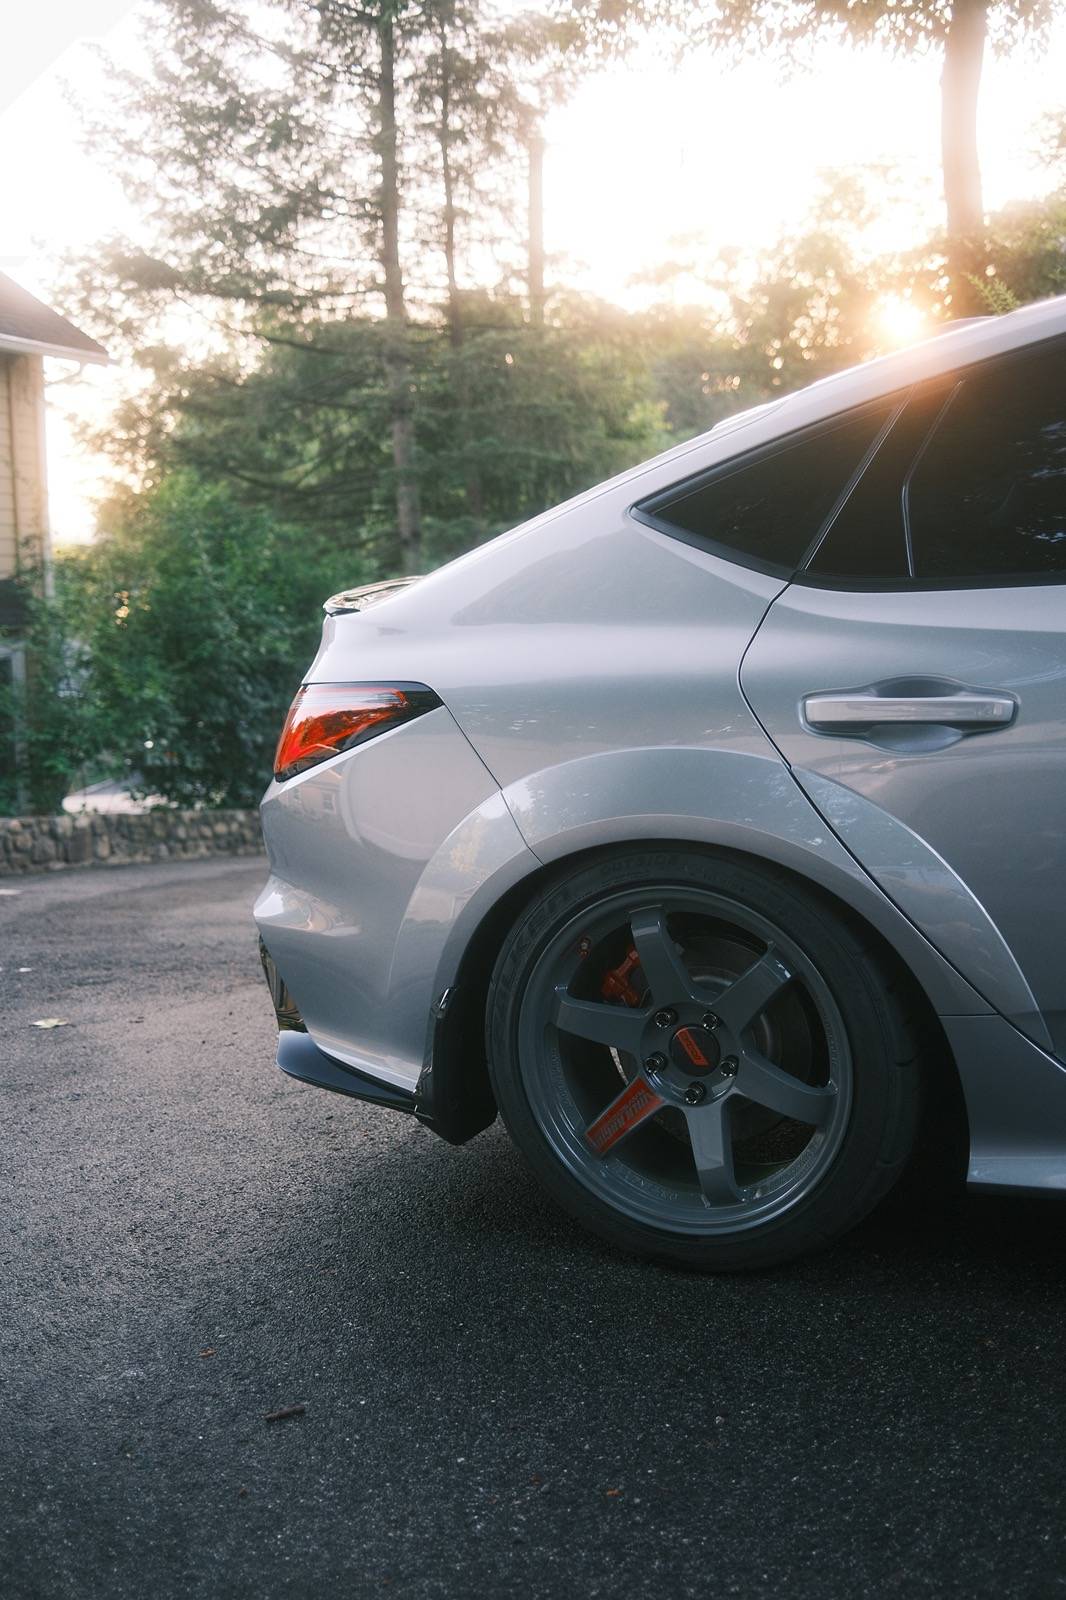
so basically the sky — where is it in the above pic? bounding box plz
[1,1,1065,543]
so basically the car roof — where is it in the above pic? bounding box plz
[772,295,1066,429]
[641,293,1066,483]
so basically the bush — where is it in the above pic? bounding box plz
[0,565,105,816]
[49,475,361,809]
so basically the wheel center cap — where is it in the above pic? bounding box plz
[669,1024,720,1075]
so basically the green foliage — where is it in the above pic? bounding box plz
[983,192,1066,304]
[64,0,582,575]
[972,272,1021,314]
[0,567,104,816]
[61,476,360,808]
[111,295,670,568]
[9,304,670,812]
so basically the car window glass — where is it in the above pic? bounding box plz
[805,384,952,583]
[908,342,1066,581]
[638,408,890,574]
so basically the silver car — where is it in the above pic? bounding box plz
[255,297,1066,1270]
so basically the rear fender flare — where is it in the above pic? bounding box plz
[488,745,993,1021]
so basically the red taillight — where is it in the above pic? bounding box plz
[273,682,441,783]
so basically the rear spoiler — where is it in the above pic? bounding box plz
[323,576,421,616]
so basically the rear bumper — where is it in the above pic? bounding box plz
[257,873,504,1145]
[277,1030,418,1113]
[254,705,533,1093]
[269,990,489,1143]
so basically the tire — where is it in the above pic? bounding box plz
[486,847,922,1271]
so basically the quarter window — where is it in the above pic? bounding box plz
[636,408,891,574]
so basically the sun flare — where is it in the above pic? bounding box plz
[877,296,928,347]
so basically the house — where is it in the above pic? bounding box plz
[0,272,107,795]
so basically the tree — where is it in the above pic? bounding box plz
[411,0,549,526]
[96,294,670,570]
[0,564,104,815]
[65,474,356,807]
[68,0,668,576]
[316,0,423,570]
[70,0,557,573]
[565,0,1056,314]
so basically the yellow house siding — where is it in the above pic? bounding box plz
[7,353,49,578]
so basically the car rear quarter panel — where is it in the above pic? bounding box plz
[255,706,540,1090]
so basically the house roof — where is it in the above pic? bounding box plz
[0,272,108,364]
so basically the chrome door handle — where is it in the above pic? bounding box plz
[804,690,1016,730]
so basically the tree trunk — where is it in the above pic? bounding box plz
[377,7,422,573]
[438,24,461,351]
[528,131,545,327]
[436,19,484,523]
[941,0,988,316]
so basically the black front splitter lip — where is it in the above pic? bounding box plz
[277,1031,418,1113]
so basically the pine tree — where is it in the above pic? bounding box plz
[71,0,555,569]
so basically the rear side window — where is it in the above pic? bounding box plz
[635,408,890,575]
[908,341,1066,581]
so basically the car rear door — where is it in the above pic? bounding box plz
[741,336,1066,1055]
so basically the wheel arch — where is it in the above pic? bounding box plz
[428,834,969,1170]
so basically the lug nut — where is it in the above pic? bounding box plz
[644,1053,667,1074]
[720,1057,738,1078]
[702,1012,721,1031]
[684,1083,707,1105]
[653,1008,677,1029]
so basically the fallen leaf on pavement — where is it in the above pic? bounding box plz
[199,1348,216,1358]
[31,1018,69,1030]
[264,1403,306,1423]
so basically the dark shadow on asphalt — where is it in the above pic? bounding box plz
[259,1115,1066,1346]
[10,1107,1066,1600]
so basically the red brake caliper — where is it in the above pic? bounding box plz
[599,946,643,1008]
[585,946,665,1155]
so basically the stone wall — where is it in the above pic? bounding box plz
[0,809,263,876]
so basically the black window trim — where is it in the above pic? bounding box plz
[899,382,963,578]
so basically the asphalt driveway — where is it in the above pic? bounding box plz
[2,858,1064,1599]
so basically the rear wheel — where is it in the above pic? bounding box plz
[486,849,922,1270]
